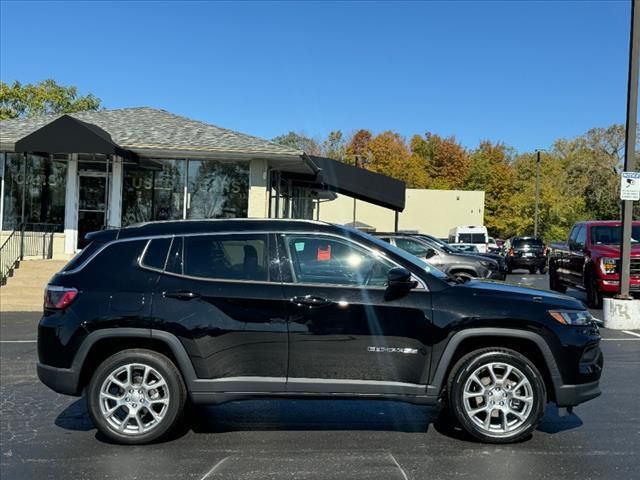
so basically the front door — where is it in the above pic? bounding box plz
[77,173,108,248]
[278,234,433,395]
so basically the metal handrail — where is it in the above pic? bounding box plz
[0,223,61,286]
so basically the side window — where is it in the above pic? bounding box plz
[284,235,394,287]
[140,237,172,270]
[180,234,269,281]
[166,236,183,275]
[568,226,579,244]
[394,238,430,257]
[574,227,586,250]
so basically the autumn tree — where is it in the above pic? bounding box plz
[365,131,428,188]
[411,133,470,189]
[0,79,101,119]
[345,129,373,167]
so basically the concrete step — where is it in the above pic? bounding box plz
[1,260,69,312]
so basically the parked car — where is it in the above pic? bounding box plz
[451,243,479,253]
[548,220,640,308]
[503,237,547,274]
[412,234,509,278]
[448,225,490,253]
[376,233,503,281]
[487,237,501,253]
[38,219,602,445]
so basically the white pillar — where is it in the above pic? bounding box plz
[108,156,123,228]
[247,158,268,218]
[64,154,79,254]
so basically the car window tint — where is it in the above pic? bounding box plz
[512,238,543,248]
[165,236,183,275]
[458,233,486,243]
[182,234,268,281]
[575,227,586,248]
[395,238,430,256]
[285,235,394,287]
[62,241,103,271]
[141,238,172,270]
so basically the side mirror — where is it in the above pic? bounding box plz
[425,248,437,259]
[385,267,418,301]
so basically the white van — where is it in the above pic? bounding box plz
[448,226,489,253]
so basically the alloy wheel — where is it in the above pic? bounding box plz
[98,363,171,436]
[462,362,534,437]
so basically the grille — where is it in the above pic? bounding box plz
[631,258,640,276]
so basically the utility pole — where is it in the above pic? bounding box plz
[534,150,542,238]
[619,0,639,299]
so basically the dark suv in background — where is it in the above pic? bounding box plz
[38,220,602,445]
[504,237,547,274]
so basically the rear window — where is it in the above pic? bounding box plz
[512,238,543,248]
[458,233,486,244]
[62,241,103,272]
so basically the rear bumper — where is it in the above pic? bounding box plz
[508,257,546,268]
[37,363,82,396]
[554,380,601,407]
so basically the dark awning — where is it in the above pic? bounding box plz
[14,114,137,161]
[306,155,406,211]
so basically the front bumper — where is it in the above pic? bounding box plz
[597,277,640,294]
[37,363,82,396]
[554,380,601,407]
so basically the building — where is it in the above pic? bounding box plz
[317,189,485,237]
[0,108,406,259]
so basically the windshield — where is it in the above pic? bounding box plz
[353,230,449,280]
[458,233,487,244]
[591,225,640,245]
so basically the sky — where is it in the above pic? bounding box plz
[0,0,632,152]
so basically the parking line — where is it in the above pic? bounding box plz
[0,340,37,343]
[389,453,410,480]
[622,330,640,338]
[200,456,230,480]
[601,338,640,341]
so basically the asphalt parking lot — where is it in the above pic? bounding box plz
[1,273,639,480]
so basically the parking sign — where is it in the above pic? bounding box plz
[620,172,640,201]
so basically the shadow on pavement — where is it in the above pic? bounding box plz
[54,396,583,444]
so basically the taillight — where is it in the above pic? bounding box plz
[44,286,78,309]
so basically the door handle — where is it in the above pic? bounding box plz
[290,295,332,307]
[163,290,201,300]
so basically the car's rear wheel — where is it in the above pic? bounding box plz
[87,349,187,445]
[529,267,536,274]
[447,348,546,444]
[539,266,547,274]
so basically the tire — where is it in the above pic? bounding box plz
[87,349,187,445]
[586,274,603,309]
[539,266,547,274]
[529,267,536,275]
[549,268,566,293]
[451,271,475,282]
[447,348,546,444]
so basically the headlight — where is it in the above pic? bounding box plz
[600,257,617,275]
[548,310,594,326]
[480,260,496,268]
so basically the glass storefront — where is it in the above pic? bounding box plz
[122,159,248,226]
[1,153,67,231]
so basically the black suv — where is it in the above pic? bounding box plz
[38,220,602,445]
[505,237,547,274]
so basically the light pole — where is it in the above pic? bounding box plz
[534,149,543,238]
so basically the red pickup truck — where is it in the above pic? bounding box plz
[548,220,640,308]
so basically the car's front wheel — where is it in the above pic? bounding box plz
[87,349,187,445]
[447,348,546,443]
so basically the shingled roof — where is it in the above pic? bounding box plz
[0,107,303,158]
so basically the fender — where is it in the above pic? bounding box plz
[424,328,563,399]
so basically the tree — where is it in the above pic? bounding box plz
[345,129,373,167]
[411,133,470,189]
[271,131,321,155]
[322,130,346,161]
[0,79,101,119]
[365,131,428,188]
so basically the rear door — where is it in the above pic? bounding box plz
[278,233,433,395]
[150,233,288,392]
